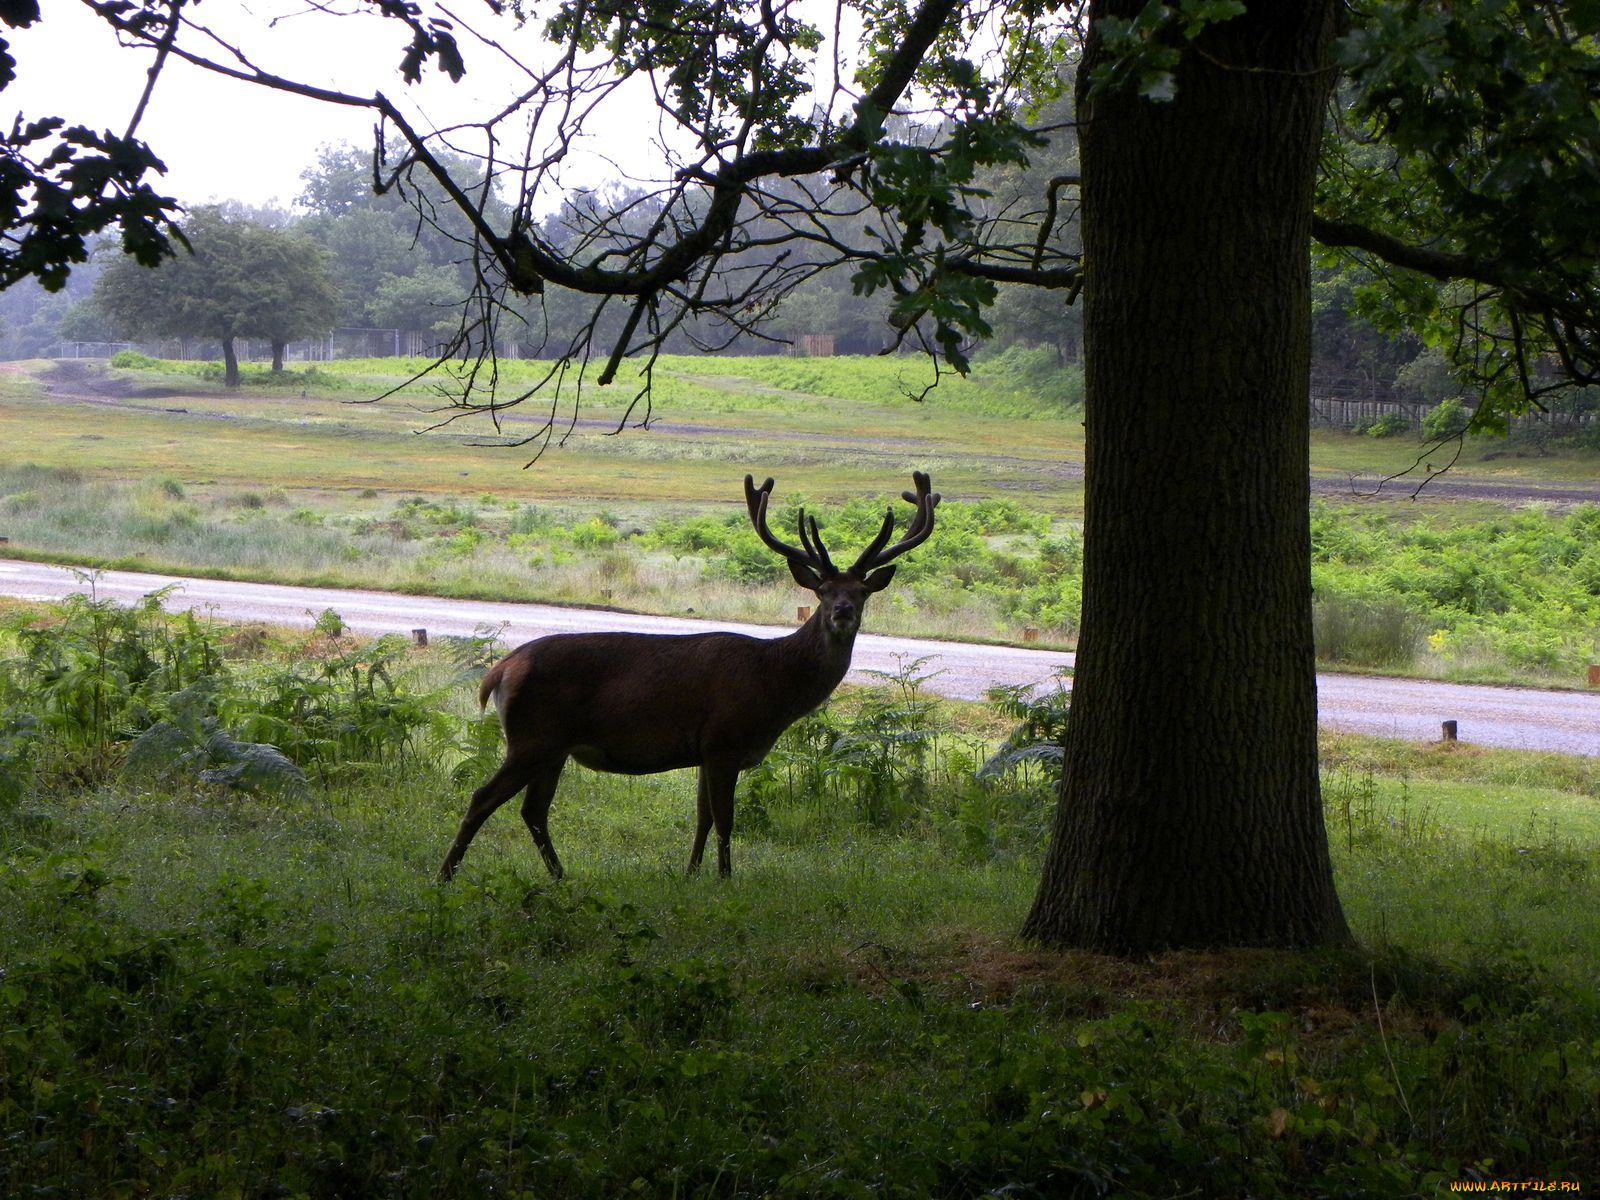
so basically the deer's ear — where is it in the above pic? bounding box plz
[787,559,825,591]
[861,565,897,593]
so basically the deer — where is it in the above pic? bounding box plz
[438,471,939,882]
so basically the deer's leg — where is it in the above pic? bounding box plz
[704,760,740,878]
[518,759,567,880]
[688,767,715,874]
[439,753,551,882]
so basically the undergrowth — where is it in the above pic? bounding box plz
[1,598,1596,1197]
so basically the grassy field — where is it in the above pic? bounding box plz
[0,355,1084,506]
[0,589,1595,1197]
[4,354,1599,682]
[2,340,1598,1193]
[9,351,1597,508]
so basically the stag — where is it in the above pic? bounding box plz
[439,472,939,881]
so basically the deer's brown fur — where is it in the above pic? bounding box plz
[438,472,938,880]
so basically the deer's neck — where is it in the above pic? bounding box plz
[770,615,858,709]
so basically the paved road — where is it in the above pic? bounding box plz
[3,559,1597,757]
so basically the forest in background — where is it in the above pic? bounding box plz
[6,104,1595,435]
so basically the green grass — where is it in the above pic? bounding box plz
[2,355,1594,1196]
[4,355,1600,682]
[2,598,1597,1196]
[2,355,1083,504]
[4,735,1597,1196]
[1331,770,1600,844]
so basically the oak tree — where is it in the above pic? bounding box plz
[94,207,338,383]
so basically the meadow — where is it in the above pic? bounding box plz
[3,352,1600,681]
[0,588,1595,1197]
[2,353,1599,1195]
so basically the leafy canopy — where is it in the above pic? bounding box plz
[93,207,338,348]
[0,0,183,290]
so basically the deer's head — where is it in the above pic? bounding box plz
[745,472,940,642]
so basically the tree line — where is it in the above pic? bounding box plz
[2,121,1509,418]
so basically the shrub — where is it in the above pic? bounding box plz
[509,503,558,535]
[1354,411,1410,438]
[568,518,621,550]
[1392,347,1459,406]
[1422,397,1471,440]
[1,489,41,514]
[705,531,785,584]
[645,514,741,555]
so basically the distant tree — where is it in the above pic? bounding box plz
[93,208,338,384]
[973,87,1083,362]
[296,142,496,333]
[240,223,343,370]
[367,263,466,335]
[53,297,119,346]
[0,272,96,357]
[304,207,420,327]
[297,143,383,217]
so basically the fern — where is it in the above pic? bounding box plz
[978,673,1071,782]
[0,711,41,810]
[126,682,310,802]
[435,623,508,677]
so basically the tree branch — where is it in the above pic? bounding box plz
[1311,214,1592,327]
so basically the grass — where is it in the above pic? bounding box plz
[0,356,1081,505]
[2,355,1597,1194]
[4,354,1600,681]
[3,727,1597,1196]
[1,594,1597,1196]
[1308,421,1600,486]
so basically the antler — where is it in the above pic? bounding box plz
[746,473,939,583]
[847,470,940,576]
[745,475,830,581]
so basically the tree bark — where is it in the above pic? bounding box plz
[271,339,286,371]
[1022,2,1351,952]
[221,336,241,388]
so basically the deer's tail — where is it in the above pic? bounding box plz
[478,657,510,715]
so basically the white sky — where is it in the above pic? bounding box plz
[4,1,658,212]
[8,2,888,216]
[8,4,381,209]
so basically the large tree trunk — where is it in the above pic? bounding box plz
[221,336,241,388]
[271,339,286,372]
[1022,2,1350,952]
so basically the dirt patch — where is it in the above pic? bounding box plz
[41,359,179,402]
[876,936,1461,1046]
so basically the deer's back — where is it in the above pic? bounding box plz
[484,629,843,772]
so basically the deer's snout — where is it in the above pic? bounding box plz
[829,597,859,630]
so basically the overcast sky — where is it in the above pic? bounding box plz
[5,2,645,212]
[8,2,883,220]
[5,5,391,209]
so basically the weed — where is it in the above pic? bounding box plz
[1314,595,1421,669]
